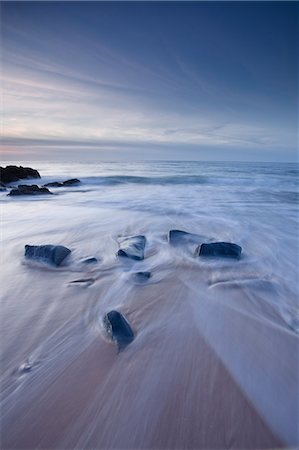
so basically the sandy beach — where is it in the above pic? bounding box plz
[1,161,298,449]
[2,272,294,449]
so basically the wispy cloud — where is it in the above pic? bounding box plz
[1,1,297,161]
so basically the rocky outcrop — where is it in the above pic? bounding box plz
[8,185,52,196]
[0,166,40,184]
[44,179,80,188]
[117,235,146,260]
[103,310,134,350]
[196,242,242,259]
[24,244,71,266]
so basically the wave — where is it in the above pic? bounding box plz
[80,175,209,186]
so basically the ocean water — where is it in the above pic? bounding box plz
[1,160,298,449]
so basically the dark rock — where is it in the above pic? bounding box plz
[168,229,203,246]
[0,183,6,191]
[117,235,146,261]
[8,185,52,196]
[62,178,80,186]
[25,244,71,266]
[197,242,242,259]
[43,179,80,188]
[44,181,63,187]
[82,257,98,264]
[70,278,95,285]
[133,272,151,283]
[103,310,134,350]
[0,165,40,184]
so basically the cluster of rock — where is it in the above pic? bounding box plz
[9,185,52,196]
[1,165,81,196]
[0,165,40,184]
[23,231,242,351]
[109,232,242,349]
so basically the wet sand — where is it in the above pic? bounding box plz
[2,270,296,449]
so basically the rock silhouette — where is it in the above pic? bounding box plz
[0,166,40,184]
[44,179,80,187]
[8,185,52,196]
[62,178,80,186]
[43,182,62,188]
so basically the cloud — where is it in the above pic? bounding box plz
[3,54,290,152]
[1,1,297,161]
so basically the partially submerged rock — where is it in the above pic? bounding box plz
[62,178,80,186]
[168,229,203,246]
[197,242,242,259]
[133,271,151,283]
[69,277,95,286]
[8,185,52,196]
[82,257,98,264]
[25,244,71,266]
[44,178,81,188]
[19,361,32,373]
[43,181,63,188]
[0,165,40,184]
[103,310,134,350]
[117,235,146,261]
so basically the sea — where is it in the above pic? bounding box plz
[1,160,298,449]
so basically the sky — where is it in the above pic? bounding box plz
[1,1,298,162]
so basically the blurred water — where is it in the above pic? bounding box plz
[1,160,298,449]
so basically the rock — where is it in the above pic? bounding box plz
[8,185,52,196]
[133,272,151,283]
[0,165,40,184]
[0,183,7,191]
[44,181,63,187]
[82,257,98,264]
[117,235,146,261]
[103,310,134,350]
[25,244,71,266]
[196,242,242,259]
[69,278,95,286]
[168,229,203,246]
[62,178,80,186]
[43,179,81,188]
